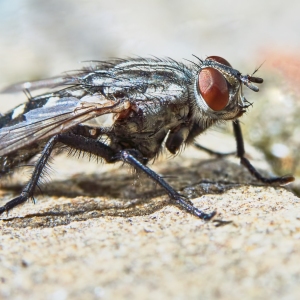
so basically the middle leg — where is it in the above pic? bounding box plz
[58,133,216,220]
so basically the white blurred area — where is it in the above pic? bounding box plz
[0,0,299,86]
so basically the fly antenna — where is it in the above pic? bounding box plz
[251,60,265,76]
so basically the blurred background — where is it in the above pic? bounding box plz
[0,0,299,192]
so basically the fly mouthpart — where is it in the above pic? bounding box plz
[240,98,253,109]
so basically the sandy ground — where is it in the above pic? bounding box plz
[1,142,300,300]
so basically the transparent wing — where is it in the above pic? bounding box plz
[0,95,129,156]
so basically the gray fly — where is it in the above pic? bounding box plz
[0,56,294,220]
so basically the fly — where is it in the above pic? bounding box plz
[0,56,295,220]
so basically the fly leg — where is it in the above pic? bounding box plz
[194,143,235,157]
[0,132,216,220]
[233,120,294,185]
[0,133,116,216]
[58,133,216,220]
[0,135,59,215]
[110,149,216,220]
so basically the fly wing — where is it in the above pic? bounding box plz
[0,95,130,156]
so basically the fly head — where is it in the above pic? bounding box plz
[194,56,263,121]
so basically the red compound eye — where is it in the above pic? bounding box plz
[206,56,232,67]
[198,67,229,111]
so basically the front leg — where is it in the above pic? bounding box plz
[233,120,294,185]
